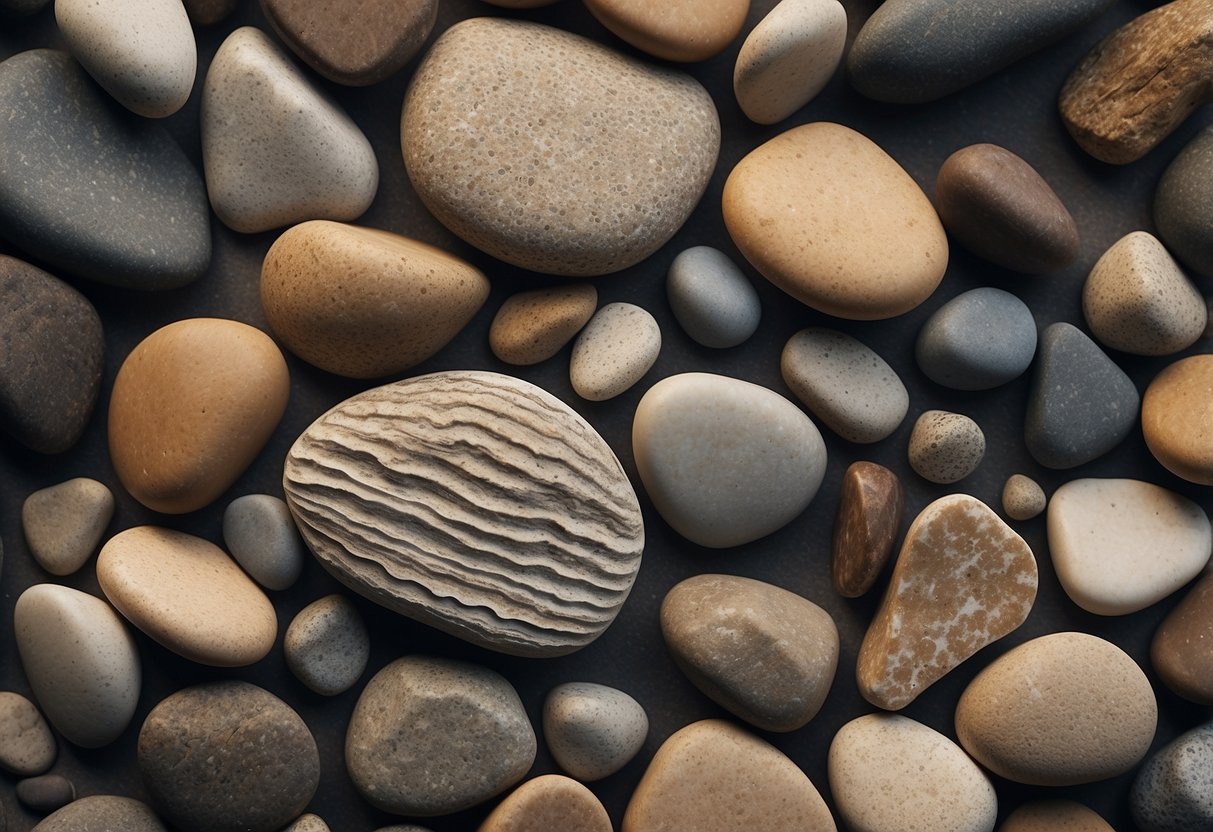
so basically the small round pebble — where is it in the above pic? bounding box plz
[16,774,75,815]
[666,246,761,348]
[223,494,306,591]
[1131,721,1213,832]
[31,796,166,832]
[22,478,114,576]
[569,303,661,401]
[490,284,598,365]
[1002,474,1046,521]
[284,594,370,696]
[543,682,648,782]
[907,410,985,483]
[0,692,56,776]
[479,774,611,832]
[283,814,330,832]
[916,287,1037,390]
[1000,800,1115,832]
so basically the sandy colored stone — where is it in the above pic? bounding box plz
[262,221,488,378]
[999,801,1115,832]
[584,0,749,62]
[858,494,1037,710]
[831,461,903,597]
[0,692,55,776]
[108,318,289,514]
[1143,354,1213,484]
[32,796,166,832]
[543,683,648,782]
[622,719,836,832]
[724,122,947,320]
[22,477,114,576]
[569,303,661,401]
[907,410,985,483]
[283,816,330,832]
[490,284,597,365]
[97,526,278,667]
[956,632,1157,786]
[1152,571,1213,704]
[479,775,611,832]
[1001,474,1046,521]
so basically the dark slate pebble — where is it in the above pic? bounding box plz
[16,775,75,815]
[0,50,210,289]
[137,681,319,832]
[1024,322,1139,469]
[916,287,1037,390]
[848,0,1113,103]
[1155,125,1213,278]
[1131,721,1213,832]
[32,795,167,832]
[0,256,103,453]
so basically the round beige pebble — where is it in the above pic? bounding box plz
[1001,474,1046,520]
[999,801,1115,832]
[543,682,648,782]
[569,303,661,401]
[490,284,597,365]
[479,775,611,832]
[908,410,985,483]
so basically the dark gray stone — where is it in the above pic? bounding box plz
[16,774,75,815]
[916,287,1037,390]
[1155,125,1213,278]
[32,796,166,832]
[1025,322,1139,468]
[0,50,210,289]
[848,0,1114,103]
[1131,722,1213,832]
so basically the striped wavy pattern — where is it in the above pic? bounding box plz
[284,371,645,657]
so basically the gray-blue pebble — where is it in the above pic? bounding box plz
[1155,125,1213,278]
[916,287,1037,390]
[667,246,761,349]
[1131,721,1213,832]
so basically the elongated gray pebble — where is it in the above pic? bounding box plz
[569,303,661,401]
[544,682,648,782]
[23,478,113,576]
[223,494,305,591]
[1156,125,1213,277]
[667,247,761,348]
[284,594,369,696]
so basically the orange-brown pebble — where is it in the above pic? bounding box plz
[489,284,597,366]
[1142,354,1213,484]
[478,775,611,832]
[999,800,1115,832]
[584,0,750,62]
[831,461,903,597]
[1151,571,1213,704]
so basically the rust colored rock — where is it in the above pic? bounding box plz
[1151,571,1213,704]
[831,462,903,598]
[1142,353,1213,485]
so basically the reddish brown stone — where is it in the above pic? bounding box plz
[1151,571,1213,704]
[831,461,903,598]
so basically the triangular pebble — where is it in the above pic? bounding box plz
[479,775,611,832]
[22,478,114,576]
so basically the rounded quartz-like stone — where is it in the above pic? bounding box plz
[543,683,648,782]
[1143,354,1213,484]
[666,246,761,348]
[907,410,985,483]
[916,288,1037,390]
[569,303,661,401]
[479,775,612,832]
[284,594,370,696]
[490,284,598,366]
[222,494,306,591]
[1131,721,1213,832]
[23,478,114,576]
[1152,572,1213,704]
[0,692,56,776]
[583,0,749,62]
[32,796,166,832]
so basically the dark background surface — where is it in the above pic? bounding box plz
[1,0,1211,830]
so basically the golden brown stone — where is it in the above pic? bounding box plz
[1142,354,1213,484]
[479,775,611,832]
[831,461,903,597]
[999,800,1115,832]
[489,284,597,366]
[1151,571,1213,704]
[583,0,750,62]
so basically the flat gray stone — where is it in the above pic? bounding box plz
[23,478,114,576]
[1132,721,1213,832]
[543,682,648,782]
[916,287,1037,390]
[0,692,55,776]
[32,796,166,832]
[284,594,369,696]
[222,494,305,590]
[1157,125,1213,278]
[667,246,761,348]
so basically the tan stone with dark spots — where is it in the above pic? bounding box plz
[1151,571,1213,704]
[831,461,903,597]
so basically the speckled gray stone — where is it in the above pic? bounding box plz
[1157,125,1213,278]
[222,494,306,591]
[543,682,648,782]
[569,303,661,401]
[0,693,55,776]
[16,775,75,815]
[917,287,1037,390]
[1025,322,1139,469]
[1131,721,1213,832]
[908,410,985,483]
[284,594,369,696]
[0,50,210,289]
[667,246,761,348]
[23,478,114,576]
[1002,474,1046,521]
[32,796,166,832]
[282,814,330,832]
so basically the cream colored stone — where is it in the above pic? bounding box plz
[569,303,661,401]
[584,0,750,62]
[490,284,597,365]
[1143,353,1213,484]
[479,775,611,832]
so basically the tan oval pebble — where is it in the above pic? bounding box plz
[584,0,749,62]
[831,461,903,597]
[543,682,648,782]
[724,122,947,320]
[956,632,1157,786]
[22,477,114,576]
[1143,354,1213,484]
[829,713,997,832]
[1152,571,1213,704]
[262,220,488,378]
[999,800,1115,832]
[0,692,56,776]
[479,775,611,832]
[108,318,290,514]
[622,719,837,832]
[907,410,985,483]
[490,284,597,366]
[569,302,661,401]
[97,526,278,667]
[1001,474,1046,521]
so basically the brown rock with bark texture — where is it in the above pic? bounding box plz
[831,462,903,597]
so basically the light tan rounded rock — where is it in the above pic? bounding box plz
[108,318,290,514]
[490,284,597,366]
[1001,474,1046,520]
[0,692,56,775]
[569,303,661,401]
[22,477,114,575]
[97,526,278,667]
[479,775,611,832]
[723,122,947,320]
[999,801,1115,832]
[907,410,985,483]
[622,719,836,832]
[1143,354,1213,484]
[543,682,648,782]
[262,221,489,379]
[956,632,1157,786]
[584,0,750,62]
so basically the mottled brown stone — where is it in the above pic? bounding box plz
[1151,571,1213,704]
[831,462,903,598]
[1143,354,1213,485]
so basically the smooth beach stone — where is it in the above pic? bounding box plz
[401,18,719,276]
[935,144,1080,273]
[857,494,1037,710]
[32,796,167,832]
[13,584,140,748]
[907,410,985,483]
[1024,322,1139,468]
[543,682,648,782]
[138,682,319,832]
[1001,474,1046,521]
[261,0,437,85]
[956,632,1157,786]
[0,692,55,776]
[479,775,611,832]
[56,0,195,118]
[183,0,237,24]
[831,462,903,598]
[724,122,947,320]
[734,0,847,125]
[0,256,104,454]
[632,372,827,548]
[1156,125,1213,277]
[222,494,305,591]
[622,719,836,832]
[583,0,749,62]
[1000,801,1115,832]
[203,27,378,234]
[346,656,536,816]
[569,303,661,401]
[489,284,598,366]
[283,815,330,832]
[1152,572,1213,704]
[284,594,370,696]
[662,574,838,732]
[23,478,114,576]
[17,775,75,814]
[109,318,290,514]
[1061,0,1213,164]
[1131,722,1213,832]
[97,526,278,666]
[916,288,1037,390]
[666,246,761,348]
[849,0,1112,103]
[1143,354,1213,484]
[284,371,644,658]
[781,328,908,443]
[1083,231,1206,355]
[829,714,997,832]
[1048,478,1211,616]
[0,50,210,289]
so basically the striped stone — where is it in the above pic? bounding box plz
[283,370,645,657]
